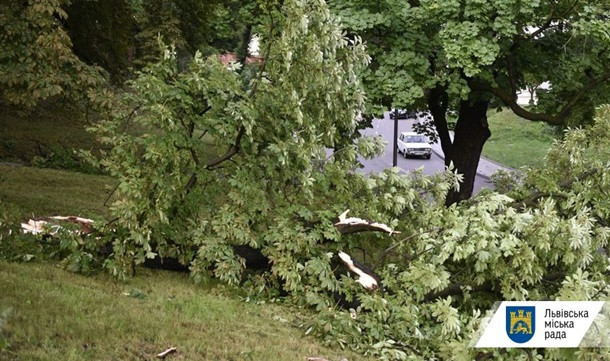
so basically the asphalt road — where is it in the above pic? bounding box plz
[357,113,493,195]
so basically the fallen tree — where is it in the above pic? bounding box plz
[4,0,608,358]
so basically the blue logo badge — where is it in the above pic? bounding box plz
[506,306,535,343]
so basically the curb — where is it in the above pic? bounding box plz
[479,155,518,173]
[429,146,505,182]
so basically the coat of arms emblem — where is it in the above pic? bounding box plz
[506,306,535,343]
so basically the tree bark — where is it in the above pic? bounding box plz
[428,86,452,166]
[236,25,252,64]
[444,99,491,206]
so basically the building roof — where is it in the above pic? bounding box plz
[218,53,263,65]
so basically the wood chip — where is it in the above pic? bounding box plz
[157,347,177,359]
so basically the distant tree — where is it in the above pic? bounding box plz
[64,0,136,83]
[130,0,186,64]
[330,0,610,204]
[174,0,247,54]
[130,0,252,65]
[213,0,263,62]
[0,0,104,108]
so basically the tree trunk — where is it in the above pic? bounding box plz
[444,99,491,206]
[428,86,452,167]
[236,25,252,64]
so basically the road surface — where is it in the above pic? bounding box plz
[357,113,493,195]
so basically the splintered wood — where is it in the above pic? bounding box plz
[21,216,94,235]
[334,209,400,235]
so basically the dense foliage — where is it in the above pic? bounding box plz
[1,0,609,360]
[85,0,377,284]
[0,0,104,107]
[0,0,259,97]
[307,108,610,360]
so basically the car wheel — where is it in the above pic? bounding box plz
[426,154,431,159]
[403,151,408,158]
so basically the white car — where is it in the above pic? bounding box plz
[397,132,432,159]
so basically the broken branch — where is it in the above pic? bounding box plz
[334,209,401,235]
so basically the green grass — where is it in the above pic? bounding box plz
[0,104,99,164]
[482,109,558,168]
[0,165,114,219]
[0,261,368,361]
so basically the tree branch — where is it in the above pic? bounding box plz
[514,168,599,209]
[121,104,142,132]
[506,57,519,95]
[334,209,401,235]
[515,0,580,44]
[374,228,439,269]
[424,272,567,302]
[469,72,610,125]
[423,280,495,302]
[204,126,246,170]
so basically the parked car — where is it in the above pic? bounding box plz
[397,132,432,159]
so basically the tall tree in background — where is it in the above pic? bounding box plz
[331,0,610,205]
[0,0,260,101]
[131,0,186,64]
[131,0,250,64]
[0,0,104,108]
[64,0,136,83]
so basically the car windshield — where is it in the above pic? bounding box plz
[406,135,428,143]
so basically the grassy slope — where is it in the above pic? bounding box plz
[0,165,114,219]
[0,261,367,361]
[0,104,98,164]
[482,109,557,169]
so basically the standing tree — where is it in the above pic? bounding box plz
[330,0,610,204]
[64,0,136,83]
[130,0,247,65]
[0,0,104,108]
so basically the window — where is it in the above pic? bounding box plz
[406,135,428,143]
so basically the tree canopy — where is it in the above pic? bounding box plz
[0,0,104,107]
